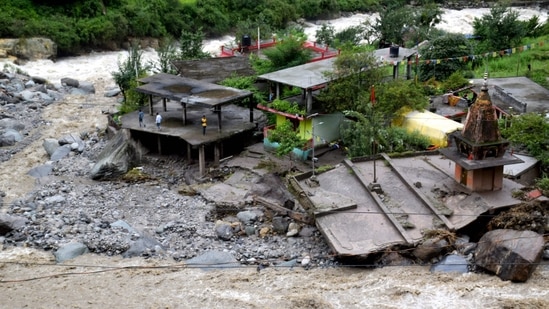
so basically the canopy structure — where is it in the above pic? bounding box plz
[258,46,418,115]
[133,73,255,177]
[258,57,337,114]
[136,73,254,131]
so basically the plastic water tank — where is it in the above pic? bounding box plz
[242,35,251,47]
[389,45,399,58]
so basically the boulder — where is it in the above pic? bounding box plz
[0,118,25,131]
[27,164,53,178]
[122,236,164,258]
[90,129,141,180]
[43,138,60,156]
[186,250,239,270]
[412,237,449,262]
[475,229,544,282]
[0,214,28,235]
[272,216,289,234]
[50,144,72,161]
[78,81,95,94]
[0,128,23,146]
[61,77,79,88]
[54,242,89,263]
[214,220,233,241]
[12,37,57,61]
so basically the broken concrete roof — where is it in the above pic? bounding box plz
[293,152,525,257]
[136,73,253,108]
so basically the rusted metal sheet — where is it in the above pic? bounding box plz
[172,57,256,83]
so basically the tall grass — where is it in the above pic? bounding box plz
[472,35,549,88]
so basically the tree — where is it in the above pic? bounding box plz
[373,0,412,47]
[418,33,473,81]
[111,43,151,113]
[317,49,382,114]
[409,1,442,44]
[370,0,442,47]
[150,37,178,74]
[473,3,525,52]
[177,28,211,60]
[375,80,429,119]
[252,33,312,74]
[315,23,335,46]
[340,106,431,158]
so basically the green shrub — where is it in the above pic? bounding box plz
[535,177,549,196]
[269,99,306,115]
[442,71,469,92]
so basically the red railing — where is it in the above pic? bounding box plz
[219,38,340,62]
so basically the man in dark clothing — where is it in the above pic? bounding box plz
[138,109,145,127]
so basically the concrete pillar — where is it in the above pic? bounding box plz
[393,64,398,80]
[162,98,167,111]
[248,94,254,123]
[217,106,222,132]
[187,143,192,162]
[157,135,162,155]
[306,88,313,114]
[214,143,221,167]
[148,95,153,115]
[183,103,187,125]
[199,145,206,177]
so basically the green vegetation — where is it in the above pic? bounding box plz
[268,120,307,157]
[270,99,306,116]
[500,112,549,172]
[111,44,150,111]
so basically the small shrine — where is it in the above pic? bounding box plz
[440,74,522,192]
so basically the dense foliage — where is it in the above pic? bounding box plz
[473,4,526,53]
[418,33,473,81]
[0,0,383,55]
[500,112,549,173]
[340,109,431,158]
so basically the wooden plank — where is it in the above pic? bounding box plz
[253,196,313,225]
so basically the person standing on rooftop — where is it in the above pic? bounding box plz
[156,112,162,130]
[201,115,207,135]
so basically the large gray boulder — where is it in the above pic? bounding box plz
[90,129,141,180]
[54,242,89,263]
[475,229,544,282]
[186,250,240,270]
[0,128,23,146]
[11,37,57,61]
[0,214,28,235]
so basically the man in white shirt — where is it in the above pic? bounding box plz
[155,112,162,130]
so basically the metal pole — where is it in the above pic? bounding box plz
[312,122,315,177]
[307,113,319,179]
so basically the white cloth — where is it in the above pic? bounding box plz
[156,114,162,124]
